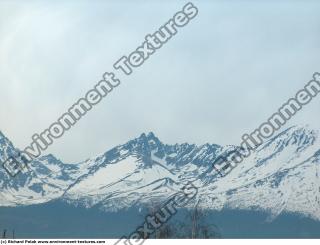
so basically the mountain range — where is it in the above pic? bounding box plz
[0,125,320,224]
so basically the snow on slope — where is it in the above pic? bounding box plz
[0,132,82,206]
[64,153,183,209]
[197,126,320,220]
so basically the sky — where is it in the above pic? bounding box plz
[0,0,320,163]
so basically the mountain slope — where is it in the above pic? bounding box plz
[197,126,320,220]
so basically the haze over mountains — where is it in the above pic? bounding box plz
[0,125,319,222]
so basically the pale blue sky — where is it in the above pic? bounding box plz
[0,0,320,163]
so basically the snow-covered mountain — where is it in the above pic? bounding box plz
[0,126,319,221]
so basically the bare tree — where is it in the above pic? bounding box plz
[191,201,205,238]
[199,224,221,238]
[184,202,222,238]
[148,200,161,239]
[145,200,175,239]
[138,200,162,239]
[157,223,173,238]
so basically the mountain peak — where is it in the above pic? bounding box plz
[138,131,157,139]
[147,132,156,138]
[284,124,318,135]
[0,130,15,152]
[136,132,161,144]
[39,154,61,164]
[0,130,7,141]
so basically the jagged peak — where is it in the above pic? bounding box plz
[135,132,162,145]
[283,124,317,134]
[0,130,8,141]
[0,130,15,149]
[137,131,158,139]
[147,132,156,138]
[40,153,58,162]
[274,125,317,142]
